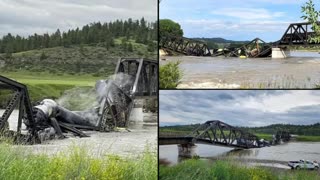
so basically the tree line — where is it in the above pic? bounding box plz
[0,18,157,54]
[160,123,320,136]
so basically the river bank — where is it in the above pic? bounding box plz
[159,159,320,180]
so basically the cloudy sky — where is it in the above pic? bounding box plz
[0,0,157,37]
[160,90,320,127]
[160,0,315,41]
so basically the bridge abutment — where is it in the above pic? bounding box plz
[272,48,290,59]
[177,144,197,158]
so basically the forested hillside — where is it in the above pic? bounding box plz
[0,18,157,76]
[0,18,157,54]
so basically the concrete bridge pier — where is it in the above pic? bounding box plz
[272,48,290,59]
[178,144,197,158]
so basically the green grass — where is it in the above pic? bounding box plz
[1,71,101,86]
[295,135,320,142]
[255,133,273,141]
[0,72,102,107]
[160,159,319,180]
[0,143,157,180]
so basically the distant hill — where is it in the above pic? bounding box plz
[190,37,250,49]
[192,37,250,44]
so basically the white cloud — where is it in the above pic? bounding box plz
[0,0,157,37]
[211,8,285,20]
[238,91,320,113]
[180,19,294,40]
[160,114,183,123]
[160,91,320,127]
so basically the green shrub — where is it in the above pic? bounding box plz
[160,61,182,89]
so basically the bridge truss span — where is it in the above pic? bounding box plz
[190,120,260,149]
[160,34,211,56]
[277,22,319,46]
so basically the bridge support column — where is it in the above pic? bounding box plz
[178,144,197,158]
[272,48,290,59]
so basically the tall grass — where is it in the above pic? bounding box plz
[160,159,319,180]
[0,144,157,180]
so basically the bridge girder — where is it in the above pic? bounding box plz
[190,120,260,148]
[277,22,320,46]
[159,120,261,149]
[160,34,211,56]
[115,58,158,97]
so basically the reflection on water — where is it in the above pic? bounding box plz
[221,148,259,157]
[160,142,320,165]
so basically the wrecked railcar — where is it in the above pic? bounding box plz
[0,58,158,144]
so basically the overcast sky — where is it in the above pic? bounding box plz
[160,0,315,41]
[160,90,320,127]
[0,0,157,37]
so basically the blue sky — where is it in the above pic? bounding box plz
[160,0,315,41]
[160,90,320,127]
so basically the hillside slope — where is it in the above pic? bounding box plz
[0,38,157,77]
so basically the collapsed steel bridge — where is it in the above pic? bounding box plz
[0,58,158,144]
[160,33,211,56]
[159,120,261,149]
[160,22,320,58]
[160,120,292,149]
[221,38,272,58]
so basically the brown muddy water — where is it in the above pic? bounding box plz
[1,110,157,157]
[160,51,320,89]
[160,142,320,169]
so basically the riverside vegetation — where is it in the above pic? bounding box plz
[160,159,319,180]
[0,143,157,180]
[159,61,183,89]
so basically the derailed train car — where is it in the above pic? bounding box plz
[0,58,158,144]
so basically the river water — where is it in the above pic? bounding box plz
[160,51,320,88]
[160,142,320,169]
[0,110,157,157]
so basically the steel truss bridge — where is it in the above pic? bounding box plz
[0,58,158,144]
[115,58,158,97]
[159,120,291,149]
[160,34,211,56]
[160,22,320,57]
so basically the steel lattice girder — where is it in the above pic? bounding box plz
[277,22,320,46]
[160,34,211,56]
[0,75,38,142]
[227,38,272,58]
[114,58,158,97]
[189,120,260,148]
